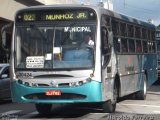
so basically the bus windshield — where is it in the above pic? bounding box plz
[15,23,96,70]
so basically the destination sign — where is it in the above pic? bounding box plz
[16,9,96,22]
[44,12,88,21]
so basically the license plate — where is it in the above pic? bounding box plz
[45,90,61,96]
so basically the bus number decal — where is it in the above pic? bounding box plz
[18,72,32,78]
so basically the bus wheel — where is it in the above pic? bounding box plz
[102,82,118,113]
[35,103,52,114]
[136,74,147,100]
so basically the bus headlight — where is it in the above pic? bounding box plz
[69,77,92,87]
[24,82,30,87]
[18,79,23,84]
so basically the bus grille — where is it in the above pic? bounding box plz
[24,93,86,100]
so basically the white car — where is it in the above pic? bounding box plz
[0,63,11,100]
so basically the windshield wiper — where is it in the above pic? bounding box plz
[34,74,73,78]
[30,24,49,44]
[60,22,76,45]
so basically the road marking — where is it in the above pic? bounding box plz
[0,110,22,115]
[20,111,38,118]
[148,91,160,94]
[20,111,63,120]
[118,103,160,108]
[154,111,160,113]
[0,110,21,119]
[81,113,109,120]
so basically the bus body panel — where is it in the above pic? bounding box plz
[116,54,157,97]
[144,54,157,86]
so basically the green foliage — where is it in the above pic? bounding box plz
[157,24,160,30]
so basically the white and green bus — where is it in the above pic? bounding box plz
[2,4,157,114]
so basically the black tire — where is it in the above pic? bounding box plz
[135,74,147,100]
[35,103,52,114]
[102,81,118,113]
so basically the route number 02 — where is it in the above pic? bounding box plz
[23,14,35,21]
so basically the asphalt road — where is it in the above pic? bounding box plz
[0,84,160,120]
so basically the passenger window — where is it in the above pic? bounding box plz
[121,38,128,53]
[142,28,147,39]
[112,19,119,35]
[156,32,160,38]
[148,41,152,53]
[143,41,148,53]
[101,27,109,54]
[152,42,156,53]
[101,26,111,67]
[136,40,142,53]
[135,26,141,38]
[128,39,135,53]
[151,31,155,40]
[127,24,134,37]
[148,30,151,40]
[114,37,120,53]
[120,22,126,36]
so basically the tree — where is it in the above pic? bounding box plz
[157,24,160,30]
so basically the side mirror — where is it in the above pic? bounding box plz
[1,74,8,79]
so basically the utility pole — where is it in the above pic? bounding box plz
[86,0,91,5]
[124,0,126,8]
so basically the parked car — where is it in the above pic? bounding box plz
[0,63,11,100]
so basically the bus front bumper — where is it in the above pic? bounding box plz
[11,81,102,103]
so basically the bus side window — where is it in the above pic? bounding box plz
[148,42,152,53]
[121,38,128,53]
[142,28,147,39]
[112,19,119,35]
[148,30,151,40]
[157,41,160,52]
[101,27,109,54]
[142,41,148,53]
[101,27,111,67]
[135,26,141,38]
[120,22,127,36]
[127,24,134,37]
[113,37,120,53]
[148,41,155,53]
[128,39,135,53]
[152,42,156,53]
[136,40,142,52]
[151,31,155,40]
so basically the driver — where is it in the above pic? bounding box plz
[80,35,94,49]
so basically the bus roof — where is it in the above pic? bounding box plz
[16,4,155,29]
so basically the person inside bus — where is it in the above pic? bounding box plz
[121,40,128,52]
[80,35,94,49]
[65,34,93,61]
[136,41,142,52]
